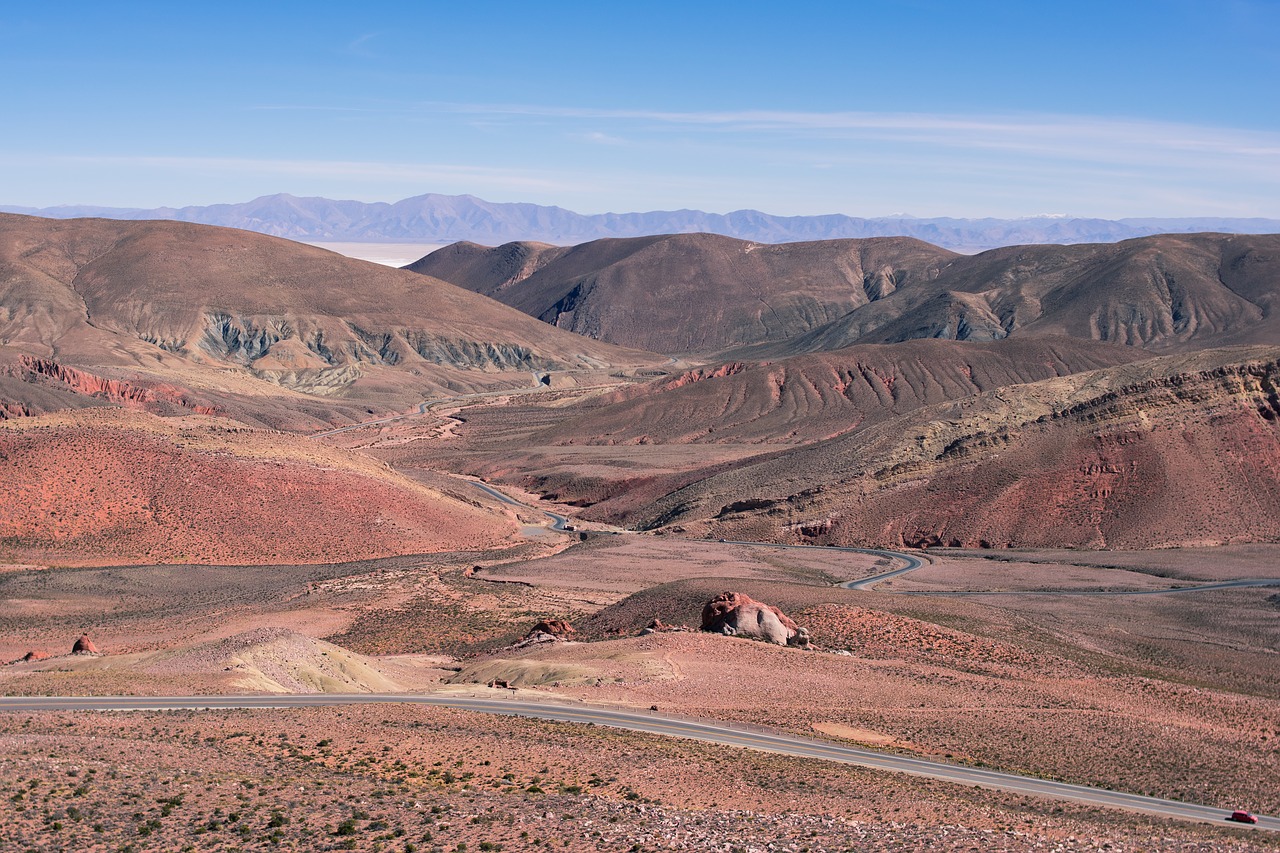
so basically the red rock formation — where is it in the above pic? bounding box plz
[700,592,810,647]
[527,619,576,638]
[0,402,33,420]
[17,356,218,416]
[20,650,49,662]
[71,635,99,655]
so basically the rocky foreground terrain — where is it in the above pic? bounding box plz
[2,531,1278,850]
[1,703,1270,853]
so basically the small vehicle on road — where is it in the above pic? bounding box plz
[1227,809,1258,824]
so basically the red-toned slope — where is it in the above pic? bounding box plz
[536,338,1141,446]
[627,346,1280,549]
[0,409,516,566]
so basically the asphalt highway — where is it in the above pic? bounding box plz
[899,578,1280,596]
[0,693,1272,831]
[705,539,926,590]
[713,537,1280,598]
[470,481,569,531]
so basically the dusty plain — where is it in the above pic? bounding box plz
[2,515,1278,850]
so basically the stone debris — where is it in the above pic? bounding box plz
[639,618,689,636]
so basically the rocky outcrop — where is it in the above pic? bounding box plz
[15,356,217,417]
[19,650,49,662]
[527,619,576,639]
[700,592,811,648]
[71,634,100,655]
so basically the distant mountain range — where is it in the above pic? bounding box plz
[4,193,1278,252]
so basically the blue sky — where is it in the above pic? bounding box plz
[2,0,1278,217]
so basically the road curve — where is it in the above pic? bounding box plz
[898,578,1280,596]
[0,693,1272,831]
[469,481,569,531]
[712,538,1280,598]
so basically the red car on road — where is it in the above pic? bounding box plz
[1228,810,1258,824]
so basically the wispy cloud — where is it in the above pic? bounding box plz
[342,32,379,58]
[419,102,1280,168]
[245,98,1280,165]
[571,131,626,145]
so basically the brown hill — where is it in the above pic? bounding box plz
[0,408,516,565]
[534,338,1141,446]
[0,214,659,427]
[407,233,957,355]
[618,346,1280,549]
[737,233,1280,358]
[414,232,1280,359]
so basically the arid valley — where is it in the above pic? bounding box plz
[0,208,1276,853]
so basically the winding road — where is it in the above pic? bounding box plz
[470,481,570,531]
[206,438,1275,829]
[710,536,1280,598]
[0,693,1272,831]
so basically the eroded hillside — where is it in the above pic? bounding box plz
[625,347,1280,549]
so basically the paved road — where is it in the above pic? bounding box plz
[898,578,1280,596]
[704,540,924,588]
[0,693,1271,831]
[714,538,1280,598]
[469,481,569,531]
